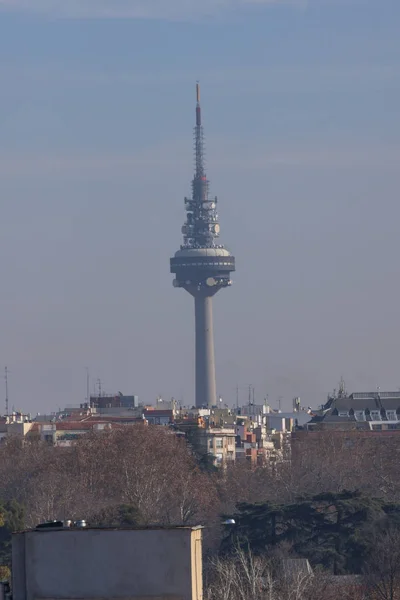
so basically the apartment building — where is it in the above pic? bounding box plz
[199,427,236,465]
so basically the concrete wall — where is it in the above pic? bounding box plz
[7,423,34,437]
[266,415,286,432]
[12,527,202,600]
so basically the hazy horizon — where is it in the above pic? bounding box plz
[0,0,399,414]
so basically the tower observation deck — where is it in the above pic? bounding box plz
[170,84,235,408]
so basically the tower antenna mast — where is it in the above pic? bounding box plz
[170,84,236,408]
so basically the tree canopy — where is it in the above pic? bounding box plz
[223,490,400,574]
[0,500,24,567]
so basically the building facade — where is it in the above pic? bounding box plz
[308,390,400,432]
[13,525,203,600]
[199,427,236,465]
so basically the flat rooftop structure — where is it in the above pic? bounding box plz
[12,525,203,600]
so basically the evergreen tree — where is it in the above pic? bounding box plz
[181,426,217,473]
[223,491,400,574]
[0,500,25,567]
[89,504,143,527]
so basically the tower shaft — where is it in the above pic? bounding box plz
[194,293,217,408]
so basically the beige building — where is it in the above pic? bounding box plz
[13,525,203,600]
[0,413,36,442]
[37,421,114,446]
[200,427,236,465]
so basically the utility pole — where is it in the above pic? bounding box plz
[85,367,90,406]
[4,366,9,417]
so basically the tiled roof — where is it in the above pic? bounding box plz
[143,409,173,416]
[83,416,144,423]
[334,397,379,411]
[55,422,93,431]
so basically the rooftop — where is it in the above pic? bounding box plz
[310,390,400,427]
[17,524,203,535]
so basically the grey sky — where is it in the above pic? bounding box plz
[0,0,399,412]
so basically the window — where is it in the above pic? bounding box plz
[386,410,397,421]
[215,438,223,448]
[370,410,381,421]
[338,411,349,417]
[355,411,366,421]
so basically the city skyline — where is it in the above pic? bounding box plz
[0,1,399,413]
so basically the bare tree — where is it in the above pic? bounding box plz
[205,546,275,600]
[0,425,216,528]
[205,543,366,600]
[363,527,400,600]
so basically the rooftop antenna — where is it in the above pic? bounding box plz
[338,376,346,398]
[4,366,9,416]
[85,367,90,405]
[236,384,239,410]
[97,378,102,397]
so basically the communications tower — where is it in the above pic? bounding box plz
[170,84,235,408]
